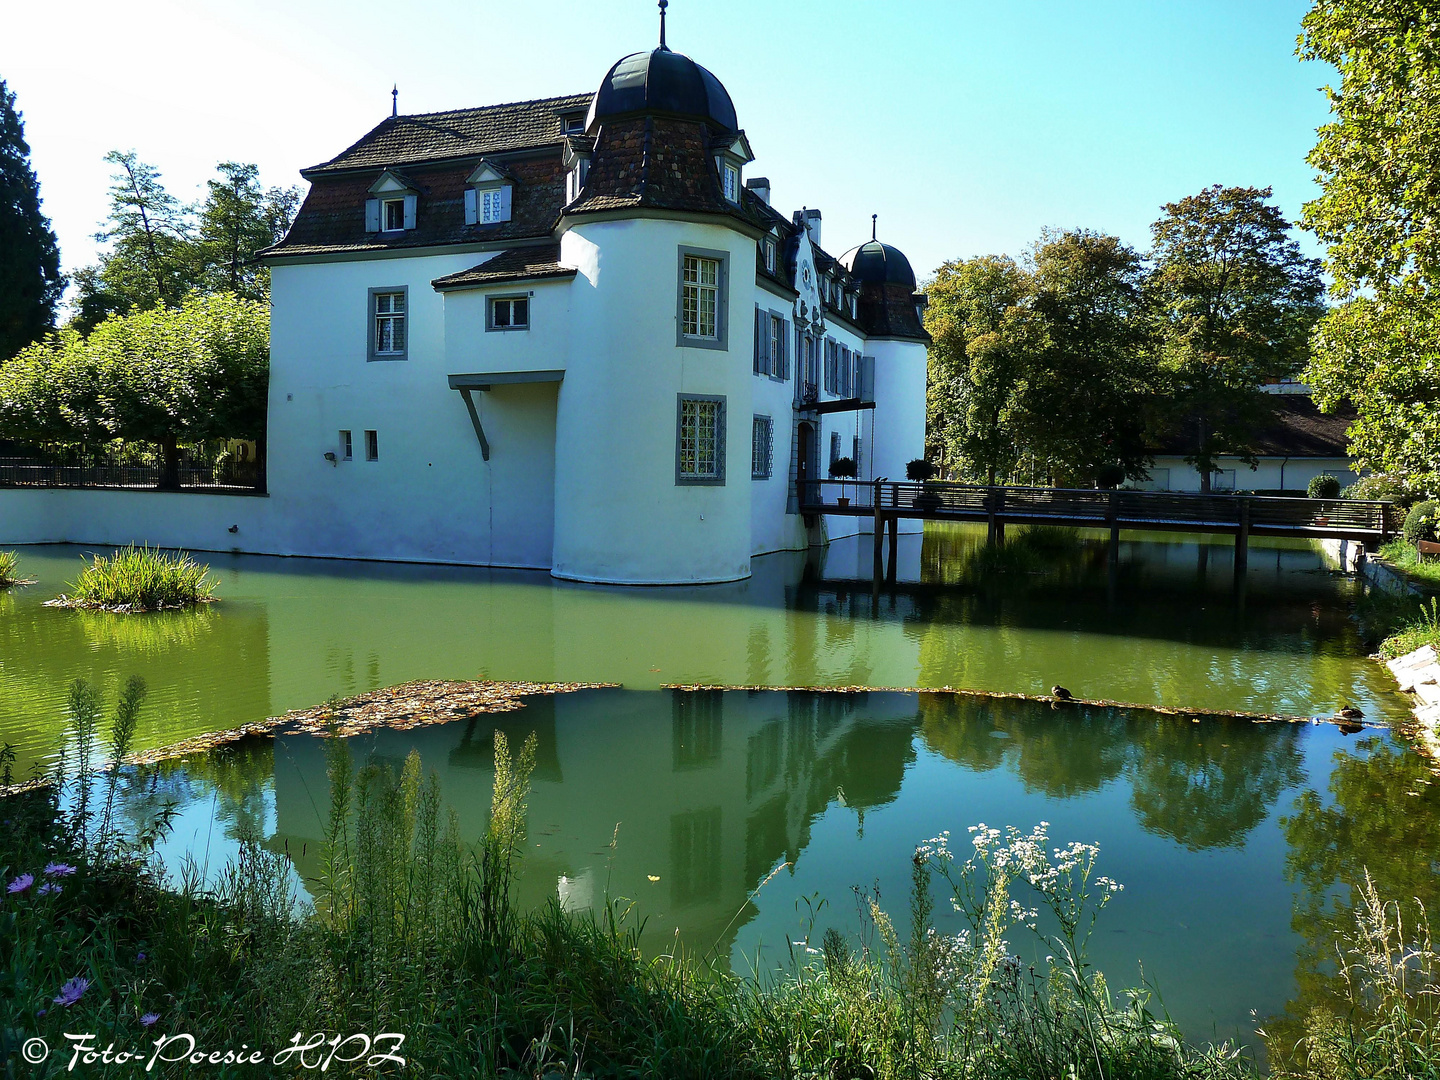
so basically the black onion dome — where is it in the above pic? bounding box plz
[839,241,917,292]
[586,47,737,133]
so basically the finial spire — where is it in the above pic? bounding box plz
[871,213,877,241]
[658,0,668,49]
[391,85,398,118]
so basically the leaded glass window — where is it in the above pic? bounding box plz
[677,396,725,483]
[681,255,720,339]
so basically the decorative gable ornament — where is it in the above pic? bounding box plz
[464,160,516,225]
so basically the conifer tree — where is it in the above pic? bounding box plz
[0,78,64,361]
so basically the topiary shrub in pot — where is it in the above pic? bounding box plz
[1307,473,1341,499]
[907,458,940,510]
[829,456,857,507]
[1404,500,1440,546]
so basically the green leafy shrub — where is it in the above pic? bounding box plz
[906,457,937,481]
[55,544,219,612]
[1403,501,1440,545]
[1342,473,1423,507]
[828,456,857,480]
[1308,473,1341,499]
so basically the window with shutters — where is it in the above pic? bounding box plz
[751,416,773,480]
[368,288,408,361]
[676,395,726,485]
[382,198,405,232]
[676,248,728,350]
[770,314,785,380]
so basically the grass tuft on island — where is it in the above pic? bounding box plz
[4,680,1437,1078]
[46,544,219,612]
[0,549,34,588]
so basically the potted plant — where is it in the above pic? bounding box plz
[907,458,940,510]
[830,456,857,507]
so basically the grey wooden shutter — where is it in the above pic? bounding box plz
[464,188,477,225]
[403,194,417,230]
[860,356,875,401]
[365,198,380,232]
[499,185,512,222]
[754,307,764,375]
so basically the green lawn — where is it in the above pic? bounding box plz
[1380,539,1440,589]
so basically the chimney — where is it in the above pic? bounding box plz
[800,208,822,249]
[745,176,770,206]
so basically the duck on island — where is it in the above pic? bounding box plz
[1051,685,1072,702]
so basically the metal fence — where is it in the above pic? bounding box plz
[0,450,263,493]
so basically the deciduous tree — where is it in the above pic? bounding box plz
[1299,1,1440,492]
[1147,185,1324,491]
[0,79,63,360]
[195,162,301,300]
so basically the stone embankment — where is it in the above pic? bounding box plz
[1388,646,1440,757]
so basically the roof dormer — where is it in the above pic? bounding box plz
[712,130,754,205]
[365,170,419,233]
[464,159,516,226]
[563,136,594,206]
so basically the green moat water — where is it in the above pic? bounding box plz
[0,526,1428,1050]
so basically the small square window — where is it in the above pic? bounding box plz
[488,296,530,331]
[339,430,352,461]
[365,430,379,461]
[382,198,405,231]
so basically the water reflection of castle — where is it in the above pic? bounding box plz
[267,689,917,955]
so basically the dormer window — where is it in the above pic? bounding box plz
[561,114,586,135]
[464,160,516,226]
[764,237,777,274]
[566,159,589,203]
[721,163,739,202]
[382,198,406,232]
[365,170,418,234]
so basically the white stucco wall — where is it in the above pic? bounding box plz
[265,252,563,568]
[1141,455,1356,493]
[866,338,928,533]
[552,218,756,584]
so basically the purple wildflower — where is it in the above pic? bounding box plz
[37,882,62,896]
[7,873,33,894]
[135,952,147,963]
[43,862,76,877]
[36,1009,46,1018]
[53,977,89,1007]
[140,1012,160,1028]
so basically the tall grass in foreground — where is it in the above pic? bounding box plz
[59,544,218,611]
[4,683,1437,1077]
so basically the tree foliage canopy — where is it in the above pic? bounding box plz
[0,293,269,486]
[0,79,64,361]
[1299,0,1440,492]
[73,154,299,331]
[1148,185,1325,489]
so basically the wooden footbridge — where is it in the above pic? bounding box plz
[800,479,1401,582]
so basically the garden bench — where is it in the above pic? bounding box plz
[1419,540,1440,561]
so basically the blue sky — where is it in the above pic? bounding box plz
[2,0,1332,288]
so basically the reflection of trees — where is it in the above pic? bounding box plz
[1273,737,1440,1049]
[921,694,1305,849]
[137,736,275,841]
[1129,719,1303,851]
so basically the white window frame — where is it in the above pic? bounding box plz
[764,237,777,273]
[676,394,726,485]
[721,162,739,203]
[487,294,530,332]
[381,198,406,232]
[480,188,505,224]
[368,287,408,361]
[769,314,786,381]
[676,246,728,350]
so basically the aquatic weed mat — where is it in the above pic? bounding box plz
[0,679,620,796]
[660,682,1391,730]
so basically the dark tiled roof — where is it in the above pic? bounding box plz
[431,244,575,290]
[1151,396,1355,457]
[306,94,593,174]
[856,281,931,342]
[565,115,771,231]
[263,154,566,259]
